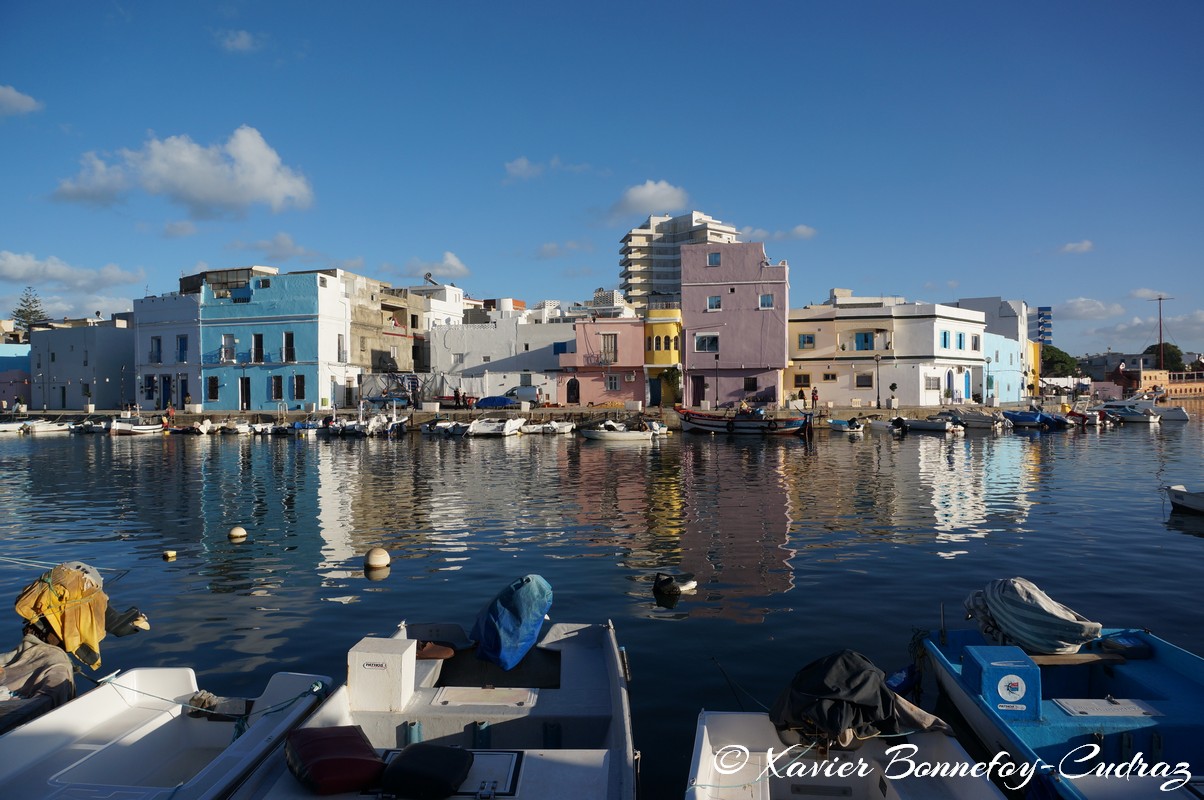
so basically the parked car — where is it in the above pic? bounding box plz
[474,395,519,409]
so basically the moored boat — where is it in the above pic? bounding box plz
[1090,391,1189,422]
[0,668,330,800]
[1166,485,1204,515]
[1001,409,1070,430]
[924,577,1204,799]
[827,416,864,432]
[686,650,1005,800]
[227,575,635,800]
[676,406,812,436]
[465,415,525,437]
[110,416,166,435]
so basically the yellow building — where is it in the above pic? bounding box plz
[643,306,682,407]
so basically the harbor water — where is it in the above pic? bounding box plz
[3,405,1204,797]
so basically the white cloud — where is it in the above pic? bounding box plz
[400,251,471,280]
[230,232,320,263]
[610,180,690,221]
[504,157,543,180]
[1086,310,1204,349]
[217,29,262,53]
[54,152,130,206]
[0,250,144,291]
[1060,240,1094,254]
[536,240,590,260]
[0,85,44,116]
[55,126,312,219]
[1056,297,1125,320]
[163,220,197,238]
[1130,288,1170,300]
[504,155,595,182]
[740,224,817,241]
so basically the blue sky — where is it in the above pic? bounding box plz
[2,1,1202,358]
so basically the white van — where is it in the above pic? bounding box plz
[504,386,543,404]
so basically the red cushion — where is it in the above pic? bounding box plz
[285,725,384,795]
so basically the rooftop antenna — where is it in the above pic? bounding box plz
[1149,295,1173,370]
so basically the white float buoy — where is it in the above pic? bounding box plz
[228,526,248,541]
[162,550,177,561]
[364,547,390,569]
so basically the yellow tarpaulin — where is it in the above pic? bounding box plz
[14,563,109,668]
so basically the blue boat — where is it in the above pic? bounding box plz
[924,582,1204,798]
[1001,409,1070,430]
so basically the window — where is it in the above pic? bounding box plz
[855,332,874,351]
[176,335,188,363]
[822,373,837,382]
[252,333,264,363]
[694,334,719,353]
[360,336,367,352]
[410,314,419,329]
[284,332,295,362]
[523,343,529,352]
[956,332,965,350]
[319,276,327,288]
[149,336,162,364]
[553,341,568,355]
[207,376,219,401]
[798,334,816,350]
[294,374,306,400]
[672,335,680,351]
[600,333,618,363]
[605,374,619,391]
[221,333,236,363]
[707,252,721,267]
[707,295,722,311]
[743,377,758,392]
[971,334,981,351]
[940,331,950,349]
[925,376,941,391]
[855,373,873,388]
[482,355,491,363]
[337,334,346,362]
[654,336,662,351]
[270,375,283,400]
[759,293,774,310]
[793,374,812,388]
[259,278,271,288]
[646,336,652,351]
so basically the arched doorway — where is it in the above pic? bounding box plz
[566,377,580,405]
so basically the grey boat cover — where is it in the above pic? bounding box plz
[964,577,1102,655]
[769,650,948,747]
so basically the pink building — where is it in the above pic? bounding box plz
[558,317,645,406]
[680,242,789,408]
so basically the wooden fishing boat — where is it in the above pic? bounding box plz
[0,668,330,800]
[109,416,165,435]
[827,416,864,432]
[676,406,812,436]
[924,579,1204,799]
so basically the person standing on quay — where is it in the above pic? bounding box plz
[811,387,819,409]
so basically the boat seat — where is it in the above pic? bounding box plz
[1029,653,1126,666]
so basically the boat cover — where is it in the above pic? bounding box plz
[470,574,553,671]
[768,650,947,747]
[964,577,1101,655]
[13,562,109,668]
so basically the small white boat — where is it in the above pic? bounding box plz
[1090,391,1189,422]
[109,416,165,435]
[421,417,458,435]
[686,650,1005,800]
[69,418,110,434]
[18,419,72,434]
[827,417,864,432]
[0,667,329,800]
[0,419,27,434]
[864,414,906,434]
[1166,485,1204,515]
[465,415,525,436]
[228,579,635,800]
[1110,405,1161,423]
[220,419,251,435]
[932,409,1008,430]
[520,420,576,435]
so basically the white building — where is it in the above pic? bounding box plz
[28,314,135,411]
[788,288,988,408]
[620,211,740,312]
[952,297,1032,405]
[425,316,574,402]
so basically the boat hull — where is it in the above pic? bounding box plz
[677,407,812,435]
[1167,485,1204,515]
[579,428,653,441]
[925,627,1204,799]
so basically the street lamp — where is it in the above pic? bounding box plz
[985,357,992,403]
[874,353,882,408]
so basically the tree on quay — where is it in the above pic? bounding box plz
[1142,342,1185,372]
[11,286,48,334]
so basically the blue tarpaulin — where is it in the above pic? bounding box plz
[470,574,553,670]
